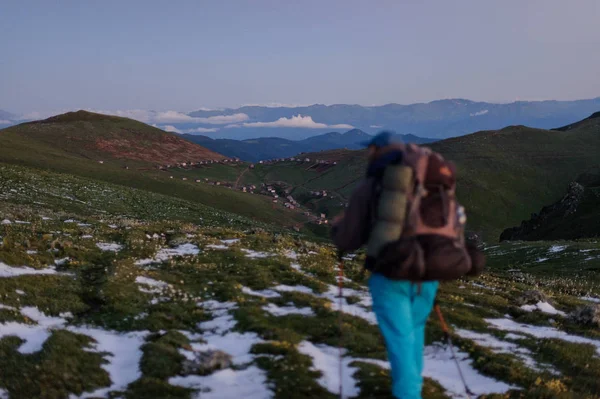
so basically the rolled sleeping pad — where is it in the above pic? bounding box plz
[366,164,413,258]
[367,221,403,258]
[382,165,413,190]
[377,190,408,224]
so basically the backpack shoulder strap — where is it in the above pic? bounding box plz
[403,145,431,233]
[404,144,431,185]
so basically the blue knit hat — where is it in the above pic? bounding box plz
[360,131,396,148]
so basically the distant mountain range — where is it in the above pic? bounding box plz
[4,96,600,141]
[182,129,436,162]
[0,109,16,123]
[185,97,600,139]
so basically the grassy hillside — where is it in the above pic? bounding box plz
[553,111,600,132]
[431,122,600,239]
[4,110,225,164]
[500,168,600,241]
[184,114,600,241]
[0,112,308,228]
[306,116,600,240]
[2,110,599,240]
[0,167,599,398]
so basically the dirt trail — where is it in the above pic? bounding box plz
[234,166,249,189]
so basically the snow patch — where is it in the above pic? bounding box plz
[520,301,566,316]
[241,249,273,259]
[581,296,600,304]
[70,328,148,398]
[171,300,271,398]
[297,339,517,399]
[135,276,168,294]
[0,307,64,354]
[504,333,527,340]
[455,329,554,373]
[470,109,489,117]
[423,344,517,398]
[55,257,70,266]
[263,303,314,316]
[273,284,314,295]
[320,285,376,325]
[297,341,360,398]
[241,286,281,298]
[471,282,493,290]
[0,262,63,278]
[0,303,147,398]
[486,318,600,355]
[206,244,229,250]
[135,243,200,265]
[169,367,271,399]
[197,300,238,335]
[548,245,566,254]
[96,242,123,252]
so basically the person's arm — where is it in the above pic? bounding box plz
[330,178,375,253]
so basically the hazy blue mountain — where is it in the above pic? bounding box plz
[187,97,600,139]
[0,110,16,124]
[181,129,436,162]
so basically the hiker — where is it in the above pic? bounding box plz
[331,131,484,399]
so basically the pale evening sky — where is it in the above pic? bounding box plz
[1,0,599,114]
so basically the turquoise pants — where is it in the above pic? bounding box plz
[369,273,439,399]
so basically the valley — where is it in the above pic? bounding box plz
[3,109,599,242]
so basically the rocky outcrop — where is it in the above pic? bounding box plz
[515,290,550,306]
[182,349,233,376]
[569,305,600,328]
[500,182,585,241]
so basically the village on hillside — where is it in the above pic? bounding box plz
[149,156,343,228]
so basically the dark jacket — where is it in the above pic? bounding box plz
[330,177,376,253]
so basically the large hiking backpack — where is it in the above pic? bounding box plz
[365,144,484,281]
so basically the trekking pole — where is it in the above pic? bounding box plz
[337,252,345,399]
[434,303,475,399]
